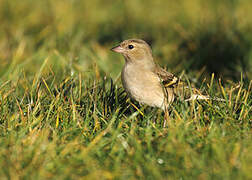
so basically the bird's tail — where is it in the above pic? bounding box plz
[173,81,225,102]
[184,94,225,102]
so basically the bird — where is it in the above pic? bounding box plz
[111,39,212,125]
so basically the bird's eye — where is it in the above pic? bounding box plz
[128,45,134,49]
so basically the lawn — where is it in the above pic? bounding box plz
[0,0,251,179]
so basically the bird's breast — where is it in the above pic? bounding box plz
[121,64,165,109]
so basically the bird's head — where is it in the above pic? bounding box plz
[111,39,155,68]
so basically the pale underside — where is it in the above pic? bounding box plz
[121,63,207,110]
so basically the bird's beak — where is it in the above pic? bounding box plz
[111,45,124,53]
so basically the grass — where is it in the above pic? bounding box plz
[0,0,251,179]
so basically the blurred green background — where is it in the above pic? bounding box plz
[0,0,251,82]
[0,1,251,179]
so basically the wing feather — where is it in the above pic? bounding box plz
[154,66,209,101]
[154,66,178,88]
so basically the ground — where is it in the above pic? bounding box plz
[0,0,251,179]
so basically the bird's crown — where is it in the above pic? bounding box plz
[111,39,153,63]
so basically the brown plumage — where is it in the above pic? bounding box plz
[111,39,209,112]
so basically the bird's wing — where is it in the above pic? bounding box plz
[154,66,179,88]
[154,66,209,101]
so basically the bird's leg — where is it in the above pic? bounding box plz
[163,87,173,128]
[163,109,170,128]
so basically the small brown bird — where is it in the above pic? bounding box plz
[111,39,209,123]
